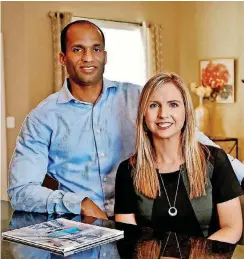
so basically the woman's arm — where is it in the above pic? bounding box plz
[114,159,138,225]
[115,213,137,225]
[208,197,242,244]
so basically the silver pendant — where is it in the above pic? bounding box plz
[168,207,177,216]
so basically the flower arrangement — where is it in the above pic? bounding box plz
[190,82,212,98]
[191,60,232,102]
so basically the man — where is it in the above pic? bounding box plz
[8,20,244,218]
[8,20,140,219]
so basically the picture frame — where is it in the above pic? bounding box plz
[200,58,235,103]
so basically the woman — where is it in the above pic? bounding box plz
[114,72,243,244]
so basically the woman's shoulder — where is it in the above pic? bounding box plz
[202,144,219,155]
[119,157,133,169]
[117,157,134,177]
[200,144,228,165]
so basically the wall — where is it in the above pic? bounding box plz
[1,2,8,200]
[2,1,244,200]
[2,2,30,168]
[2,1,178,167]
[178,1,244,161]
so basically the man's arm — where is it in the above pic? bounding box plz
[8,115,93,215]
[195,128,244,183]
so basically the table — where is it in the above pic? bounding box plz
[1,200,244,259]
[210,137,238,159]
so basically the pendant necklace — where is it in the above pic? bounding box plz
[159,171,181,217]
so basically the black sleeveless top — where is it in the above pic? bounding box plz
[114,145,243,237]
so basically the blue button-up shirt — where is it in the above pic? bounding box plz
[8,78,141,216]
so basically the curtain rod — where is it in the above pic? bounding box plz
[73,15,143,26]
[52,12,147,27]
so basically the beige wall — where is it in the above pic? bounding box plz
[2,1,178,167]
[1,1,8,200]
[1,1,244,184]
[178,1,244,161]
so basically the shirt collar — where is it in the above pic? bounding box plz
[57,78,118,104]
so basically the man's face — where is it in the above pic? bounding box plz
[60,23,107,86]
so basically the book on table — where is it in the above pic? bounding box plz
[2,218,124,256]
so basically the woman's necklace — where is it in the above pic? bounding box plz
[159,171,181,217]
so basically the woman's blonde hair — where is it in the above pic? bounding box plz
[135,239,161,259]
[131,72,208,199]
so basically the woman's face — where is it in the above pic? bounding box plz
[144,82,186,141]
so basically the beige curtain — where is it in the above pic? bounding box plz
[146,23,164,77]
[49,11,72,92]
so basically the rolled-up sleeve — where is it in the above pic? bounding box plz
[8,114,84,214]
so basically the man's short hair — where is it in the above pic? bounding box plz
[60,20,105,54]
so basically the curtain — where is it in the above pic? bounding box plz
[143,22,164,77]
[49,11,72,92]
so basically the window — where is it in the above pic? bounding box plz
[72,17,147,86]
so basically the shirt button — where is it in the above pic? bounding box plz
[100,152,105,157]
[102,252,106,256]
[96,129,101,133]
[103,177,107,182]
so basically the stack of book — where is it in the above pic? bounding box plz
[2,218,124,256]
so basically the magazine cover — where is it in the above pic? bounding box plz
[2,218,124,256]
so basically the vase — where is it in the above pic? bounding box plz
[194,96,209,134]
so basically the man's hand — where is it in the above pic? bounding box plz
[80,197,108,220]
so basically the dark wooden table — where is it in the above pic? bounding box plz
[1,200,244,258]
